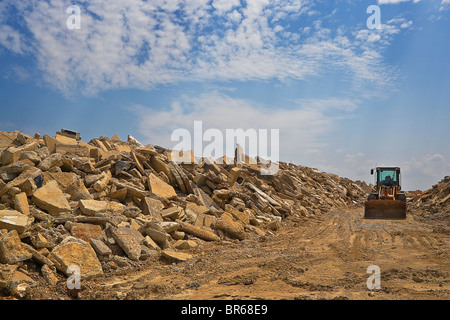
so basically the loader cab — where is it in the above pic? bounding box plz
[371,167,401,189]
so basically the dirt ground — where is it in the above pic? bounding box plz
[27,206,449,300]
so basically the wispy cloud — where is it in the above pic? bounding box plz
[0,0,411,97]
[378,0,421,4]
[130,91,359,162]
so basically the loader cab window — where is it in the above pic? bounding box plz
[378,169,399,187]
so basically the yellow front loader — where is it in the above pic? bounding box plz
[364,167,407,219]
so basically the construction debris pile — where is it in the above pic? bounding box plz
[0,129,366,298]
[409,176,450,222]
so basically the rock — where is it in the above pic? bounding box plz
[89,238,112,259]
[215,212,246,240]
[161,207,181,220]
[110,178,148,199]
[0,264,17,287]
[14,192,29,216]
[32,180,71,215]
[110,226,142,261]
[174,239,198,250]
[144,224,172,249]
[225,204,250,225]
[65,178,93,201]
[0,230,32,264]
[67,222,106,242]
[267,217,282,231]
[177,220,220,242]
[48,236,103,279]
[1,147,22,166]
[30,232,54,250]
[20,151,41,164]
[92,170,112,192]
[106,188,127,202]
[148,173,177,199]
[79,199,108,216]
[22,243,55,267]
[161,249,193,262]
[37,153,63,171]
[0,167,42,198]
[228,167,241,187]
[0,209,32,234]
[41,264,59,286]
[193,187,220,210]
[160,221,179,233]
[140,197,164,221]
[21,178,37,197]
[143,235,160,251]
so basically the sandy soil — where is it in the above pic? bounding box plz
[27,207,449,300]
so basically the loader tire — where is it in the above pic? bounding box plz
[367,194,377,201]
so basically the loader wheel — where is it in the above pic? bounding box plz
[367,194,377,201]
[397,193,407,202]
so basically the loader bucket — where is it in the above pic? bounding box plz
[364,200,406,220]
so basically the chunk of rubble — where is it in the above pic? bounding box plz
[148,173,177,199]
[110,226,142,261]
[0,128,374,294]
[0,210,33,234]
[31,180,71,215]
[0,230,32,264]
[215,212,246,240]
[161,249,193,262]
[48,236,103,279]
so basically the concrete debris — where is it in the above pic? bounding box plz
[0,129,374,297]
[408,176,450,223]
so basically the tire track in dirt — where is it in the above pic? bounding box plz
[79,207,448,300]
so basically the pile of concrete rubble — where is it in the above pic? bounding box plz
[408,176,450,222]
[0,129,367,297]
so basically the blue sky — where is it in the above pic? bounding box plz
[0,0,449,190]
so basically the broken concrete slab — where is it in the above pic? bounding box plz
[161,206,181,220]
[14,192,30,216]
[0,210,33,234]
[1,147,22,166]
[37,153,63,171]
[215,212,246,240]
[148,173,177,199]
[79,199,108,216]
[140,197,164,221]
[48,236,103,279]
[225,204,250,226]
[177,220,220,242]
[92,170,112,192]
[32,180,71,215]
[174,239,198,250]
[110,226,142,261]
[41,264,59,286]
[67,222,106,242]
[161,249,192,262]
[89,238,112,260]
[0,230,32,264]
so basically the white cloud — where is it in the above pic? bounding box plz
[400,154,450,190]
[212,0,241,15]
[0,24,26,54]
[440,0,450,11]
[130,91,358,163]
[0,0,405,97]
[378,0,421,4]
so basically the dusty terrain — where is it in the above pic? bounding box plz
[27,206,449,300]
[1,130,448,301]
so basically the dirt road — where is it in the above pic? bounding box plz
[33,207,449,300]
